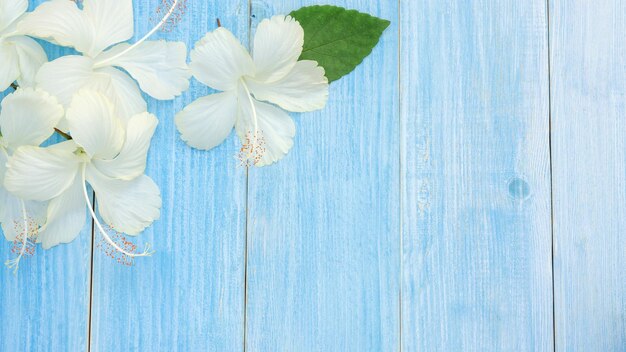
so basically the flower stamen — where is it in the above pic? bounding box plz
[81,165,153,259]
[237,130,265,167]
[94,0,180,67]
[96,229,140,266]
[4,201,37,274]
[152,0,188,33]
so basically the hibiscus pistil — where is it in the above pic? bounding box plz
[80,163,153,258]
[94,0,180,68]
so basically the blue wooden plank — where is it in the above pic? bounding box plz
[0,3,91,352]
[400,1,553,350]
[0,223,91,352]
[245,1,400,351]
[550,1,626,350]
[88,1,248,351]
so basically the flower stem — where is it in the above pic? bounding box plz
[54,128,72,140]
[81,165,153,258]
[94,0,179,67]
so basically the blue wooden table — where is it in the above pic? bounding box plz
[1,0,625,351]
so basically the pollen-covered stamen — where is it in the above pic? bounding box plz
[81,165,154,259]
[152,0,188,32]
[96,227,142,266]
[94,0,180,67]
[5,201,38,274]
[238,80,266,167]
[238,130,266,167]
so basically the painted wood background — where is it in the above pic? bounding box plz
[0,0,625,351]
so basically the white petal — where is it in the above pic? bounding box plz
[94,112,158,180]
[17,0,94,56]
[87,166,161,235]
[10,36,48,88]
[96,66,147,122]
[66,90,125,159]
[0,151,44,242]
[36,56,146,123]
[247,60,329,112]
[35,56,96,107]
[0,150,9,225]
[175,92,237,150]
[96,40,190,100]
[0,41,19,91]
[0,88,64,148]
[0,194,45,242]
[38,173,86,249]
[4,144,81,201]
[0,148,45,242]
[236,91,296,166]
[0,0,26,33]
[253,15,304,82]
[189,28,254,91]
[0,193,26,241]
[83,0,133,56]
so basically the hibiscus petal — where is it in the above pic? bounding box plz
[38,173,86,249]
[96,40,190,100]
[253,15,304,82]
[0,193,19,241]
[96,66,147,122]
[4,144,81,201]
[247,60,329,112]
[0,0,26,33]
[83,0,133,56]
[17,0,94,56]
[0,41,19,91]
[175,92,238,150]
[190,28,255,91]
[66,90,125,160]
[35,56,96,107]
[0,149,45,241]
[0,88,64,148]
[236,92,296,167]
[94,112,158,180]
[0,195,46,242]
[0,151,20,241]
[86,166,161,235]
[35,56,147,124]
[10,36,48,88]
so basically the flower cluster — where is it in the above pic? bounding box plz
[2,0,335,272]
[1,0,190,271]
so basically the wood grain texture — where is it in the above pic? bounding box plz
[0,2,92,350]
[88,1,248,351]
[400,1,554,350]
[0,209,91,352]
[244,1,400,351]
[6,0,626,350]
[550,1,626,350]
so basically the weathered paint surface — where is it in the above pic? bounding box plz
[1,1,624,351]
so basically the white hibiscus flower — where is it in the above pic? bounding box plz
[0,88,64,271]
[4,90,160,257]
[18,0,190,123]
[0,0,47,91]
[175,15,329,167]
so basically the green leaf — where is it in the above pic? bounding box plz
[290,5,390,82]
